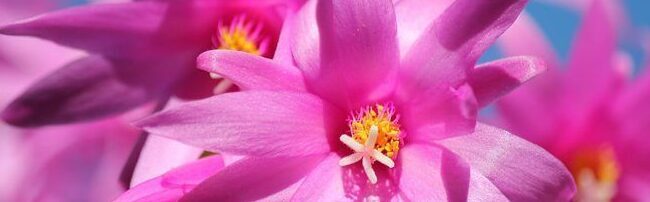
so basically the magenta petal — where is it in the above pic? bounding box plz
[180,155,326,201]
[1,56,158,127]
[138,91,342,157]
[468,56,546,107]
[563,0,621,119]
[312,0,400,108]
[115,156,224,202]
[0,2,167,56]
[436,123,576,201]
[434,0,528,61]
[196,50,307,91]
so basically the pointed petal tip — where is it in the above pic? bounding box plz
[1,103,35,127]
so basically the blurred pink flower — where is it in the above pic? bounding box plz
[127,0,575,201]
[0,0,296,127]
[496,0,650,201]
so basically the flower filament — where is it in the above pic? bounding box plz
[339,104,402,184]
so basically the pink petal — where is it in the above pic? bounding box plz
[397,0,527,110]
[290,153,347,201]
[563,0,622,119]
[0,2,168,56]
[436,123,576,201]
[497,12,560,68]
[434,0,528,62]
[394,0,453,58]
[398,144,508,201]
[130,135,203,187]
[138,91,343,157]
[468,56,546,107]
[1,56,162,127]
[404,84,478,141]
[115,156,224,202]
[181,155,326,201]
[397,144,448,200]
[196,50,306,91]
[310,0,400,108]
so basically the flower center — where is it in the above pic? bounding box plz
[213,15,268,55]
[339,104,403,184]
[570,147,620,201]
[209,15,269,94]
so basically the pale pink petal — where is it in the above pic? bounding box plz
[115,156,224,202]
[138,91,343,157]
[181,155,326,201]
[290,153,347,201]
[468,56,546,107]
[196,50,306,91]
[436,123,576,201]
[130,135,203,187]
[309,0,400,108]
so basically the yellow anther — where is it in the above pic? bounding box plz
[349,104,402,159]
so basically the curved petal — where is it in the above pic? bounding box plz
[468,56,546,107]
[180,155,326,201]
[434,0,528,61]
[311,0,400,108]
[394,0,452,57]
[130,135,203,188]
[137,91,343,157]
[1,55,161,127]
[196,50,306,91]
[436,123,576,201]
[115,156,224,202]
[0,2,168,56]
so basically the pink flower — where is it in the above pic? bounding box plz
[129,0,575,200]
[495,1,650,201]
[0,0,297,127]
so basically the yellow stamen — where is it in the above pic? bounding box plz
[217,27,260,55]
[570,146,620,201]
[349,104,402,159]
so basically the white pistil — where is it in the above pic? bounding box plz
[339,125,394,184]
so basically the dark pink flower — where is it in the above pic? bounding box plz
[131,0,575,200]
[495,0,650,201]
[0,0,296,127]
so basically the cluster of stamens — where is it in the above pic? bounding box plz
[339,104,402,184]
[571,147,620,201]
[209,15,269,94]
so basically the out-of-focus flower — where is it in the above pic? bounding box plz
[0,0,303,190]
[0,0,297,127]
[126,0,576,201]
[495,0,650,201]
